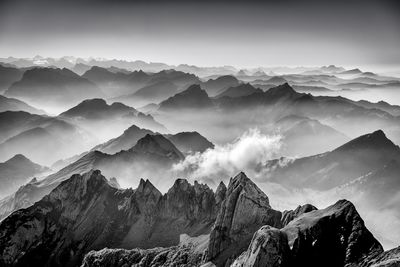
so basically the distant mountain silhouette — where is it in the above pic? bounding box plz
[71,63,91,75]
[4,67,103,110]
[214,83,263,98]
[339,68,362,75]
[201,75,240,96]
[112,80,179,107]
[265,130,400,190]
[0,65,24,93]
[0,95,44,114]
[165,131,214,154]
[275,115,349,156]
[265,76,287,85]
[158,84,214,111]
[0,154,48,196]
[60,98,134,119]
[0,111,94,165]
[83,67,199,98]
[59,98,166,133]
[91,124,155,154]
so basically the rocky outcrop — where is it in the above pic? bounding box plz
[207,172,282,266]
[229,199,386,267]
[231,226,291,267]
[81,245,204,267]
[0,170,223,267]
[215,181,227,206]
[357,246,400,267]
[281,204,317,226]
[282,200,383,267]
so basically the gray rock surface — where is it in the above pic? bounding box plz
[282,200,384,267]
[281,204,317,226]
[231,225,291,267]
[207,172,282,266]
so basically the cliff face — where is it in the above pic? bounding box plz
[207,172,282,266]
[0,170,223,267]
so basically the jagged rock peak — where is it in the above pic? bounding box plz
[47,169,107,201]
[214,181,227,206]
[208,172,281,265]
[166,179,213,198]
[215,181,227,196]
[136,178,162,197]
[228,171,270,208]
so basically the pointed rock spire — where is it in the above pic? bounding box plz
[208,172,282,266]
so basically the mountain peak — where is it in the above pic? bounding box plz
[182,84,205,94]
[208,172,280,264]
[158,84,213,110]
[136,178,161,198]
[132,134,184,160]
[216,181,227,193]
[335,129,398,152]
[230,171,250,184]
[5,154,31,165]
[266,83,298,97]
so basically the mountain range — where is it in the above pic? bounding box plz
[0,58,399,267]
[4,68,104,111]
[58,98,166,140]
[0,111,95,165]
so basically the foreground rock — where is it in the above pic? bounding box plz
[207,172,282,266]
[0,170,398,267]
[283,200,383,267]
[232,199,385,267]
[81,246,204,267]
[357,246,400,267]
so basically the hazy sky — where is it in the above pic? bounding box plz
[0,0,399,70]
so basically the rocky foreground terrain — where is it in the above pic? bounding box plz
[0,171,398,267]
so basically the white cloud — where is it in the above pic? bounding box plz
[172,129,282,182]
